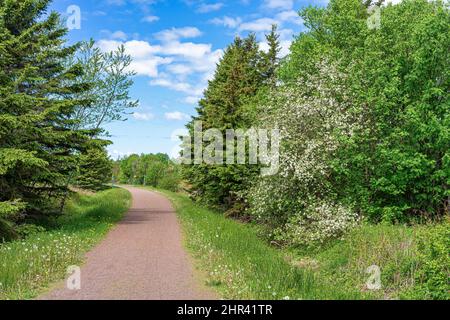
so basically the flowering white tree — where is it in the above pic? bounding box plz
[248,60,361,247]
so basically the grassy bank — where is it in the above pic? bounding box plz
[148,188,366,299]
[149,188,448,300]
[0,188,131,300]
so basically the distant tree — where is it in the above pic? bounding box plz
[77,143,112,191]
[117,153,180,191]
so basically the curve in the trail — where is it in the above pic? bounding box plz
[41,187,216,300]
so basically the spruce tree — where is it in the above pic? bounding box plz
[0,0,101,237]
[183,34,266,212]
[261,24,281,86]
[76,143,112,191]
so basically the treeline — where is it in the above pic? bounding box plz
[114,154,181,192]
[0,0,135,240]
[183,0,449,245]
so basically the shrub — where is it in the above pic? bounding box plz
[157,172,180,192]
[15,224,46,239]
[275,202,360,248]
[403,221,450,300]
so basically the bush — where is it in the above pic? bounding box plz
[403,221,450,300]
[275,202,360,248]
[15,224,46,239]
[157,171,181,192]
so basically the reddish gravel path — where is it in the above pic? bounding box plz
[40,187,216,300]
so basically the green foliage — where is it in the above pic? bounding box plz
[403,221,450,300]
[332,0,450,222]
[116,153,181,191]
[0,1,133,238]
[15,224,46,239]
[69,39,139,131]
[249,0,450,247]
[183,32,281,213]
[0,0,102,236]
[296,224,419,299]
[76,144,113,191]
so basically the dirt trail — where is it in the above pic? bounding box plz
[40,187,216,300]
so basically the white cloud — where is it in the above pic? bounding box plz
[167,64,193,75]
[124,40,161,58]
[129,57,172,77]
[142,15,160,23]
[109,149,135,160]
[132,112,155,121]
[97,40,171,77]
[275,10,303,25]
[154,27,202,42]
[263,0,293,10]
[150,78,203,96]
[165,111,190,121]
[99,25,223,103]
[184,96,200,104]
[239,18,278,32]
[111,30,128,41]
[161,41,212,59]
[210,16,242,28]
[197,2,224,13]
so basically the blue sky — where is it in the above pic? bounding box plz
[50,0,328,159]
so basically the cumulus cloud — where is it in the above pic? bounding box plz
[150,78,203,96]
[165,111,190,121]
[197,2,224,13]
[184,96,200,104]
[111,30,128,41]
[238,18,278,32]
[97,39,172,77]
[98,23,223,104]
[263,0,294,10]
[142,15,160,23]
[132,112,155,121]
[109,149,135,160]
[275,10,303,25]
[154,27,202,42]
[210,16,242,28]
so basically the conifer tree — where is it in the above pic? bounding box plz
[261,24,281,86]
[76,143,112,191]
[0,0,102,237]
[183,34,267,212]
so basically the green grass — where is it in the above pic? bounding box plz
[144,187,448,300]
[0,187,131,300]
[293,224,419,300]
[145,188,367,300]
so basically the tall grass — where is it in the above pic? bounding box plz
[150,188,366,300]
[149,188,448,300]
[0,188,131,300]
[301,224,419,299]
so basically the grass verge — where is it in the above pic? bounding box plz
[0,187,131,300]
[146,187,448,300]
[147,188,368,300]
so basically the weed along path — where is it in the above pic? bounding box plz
[40,187,215,300]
